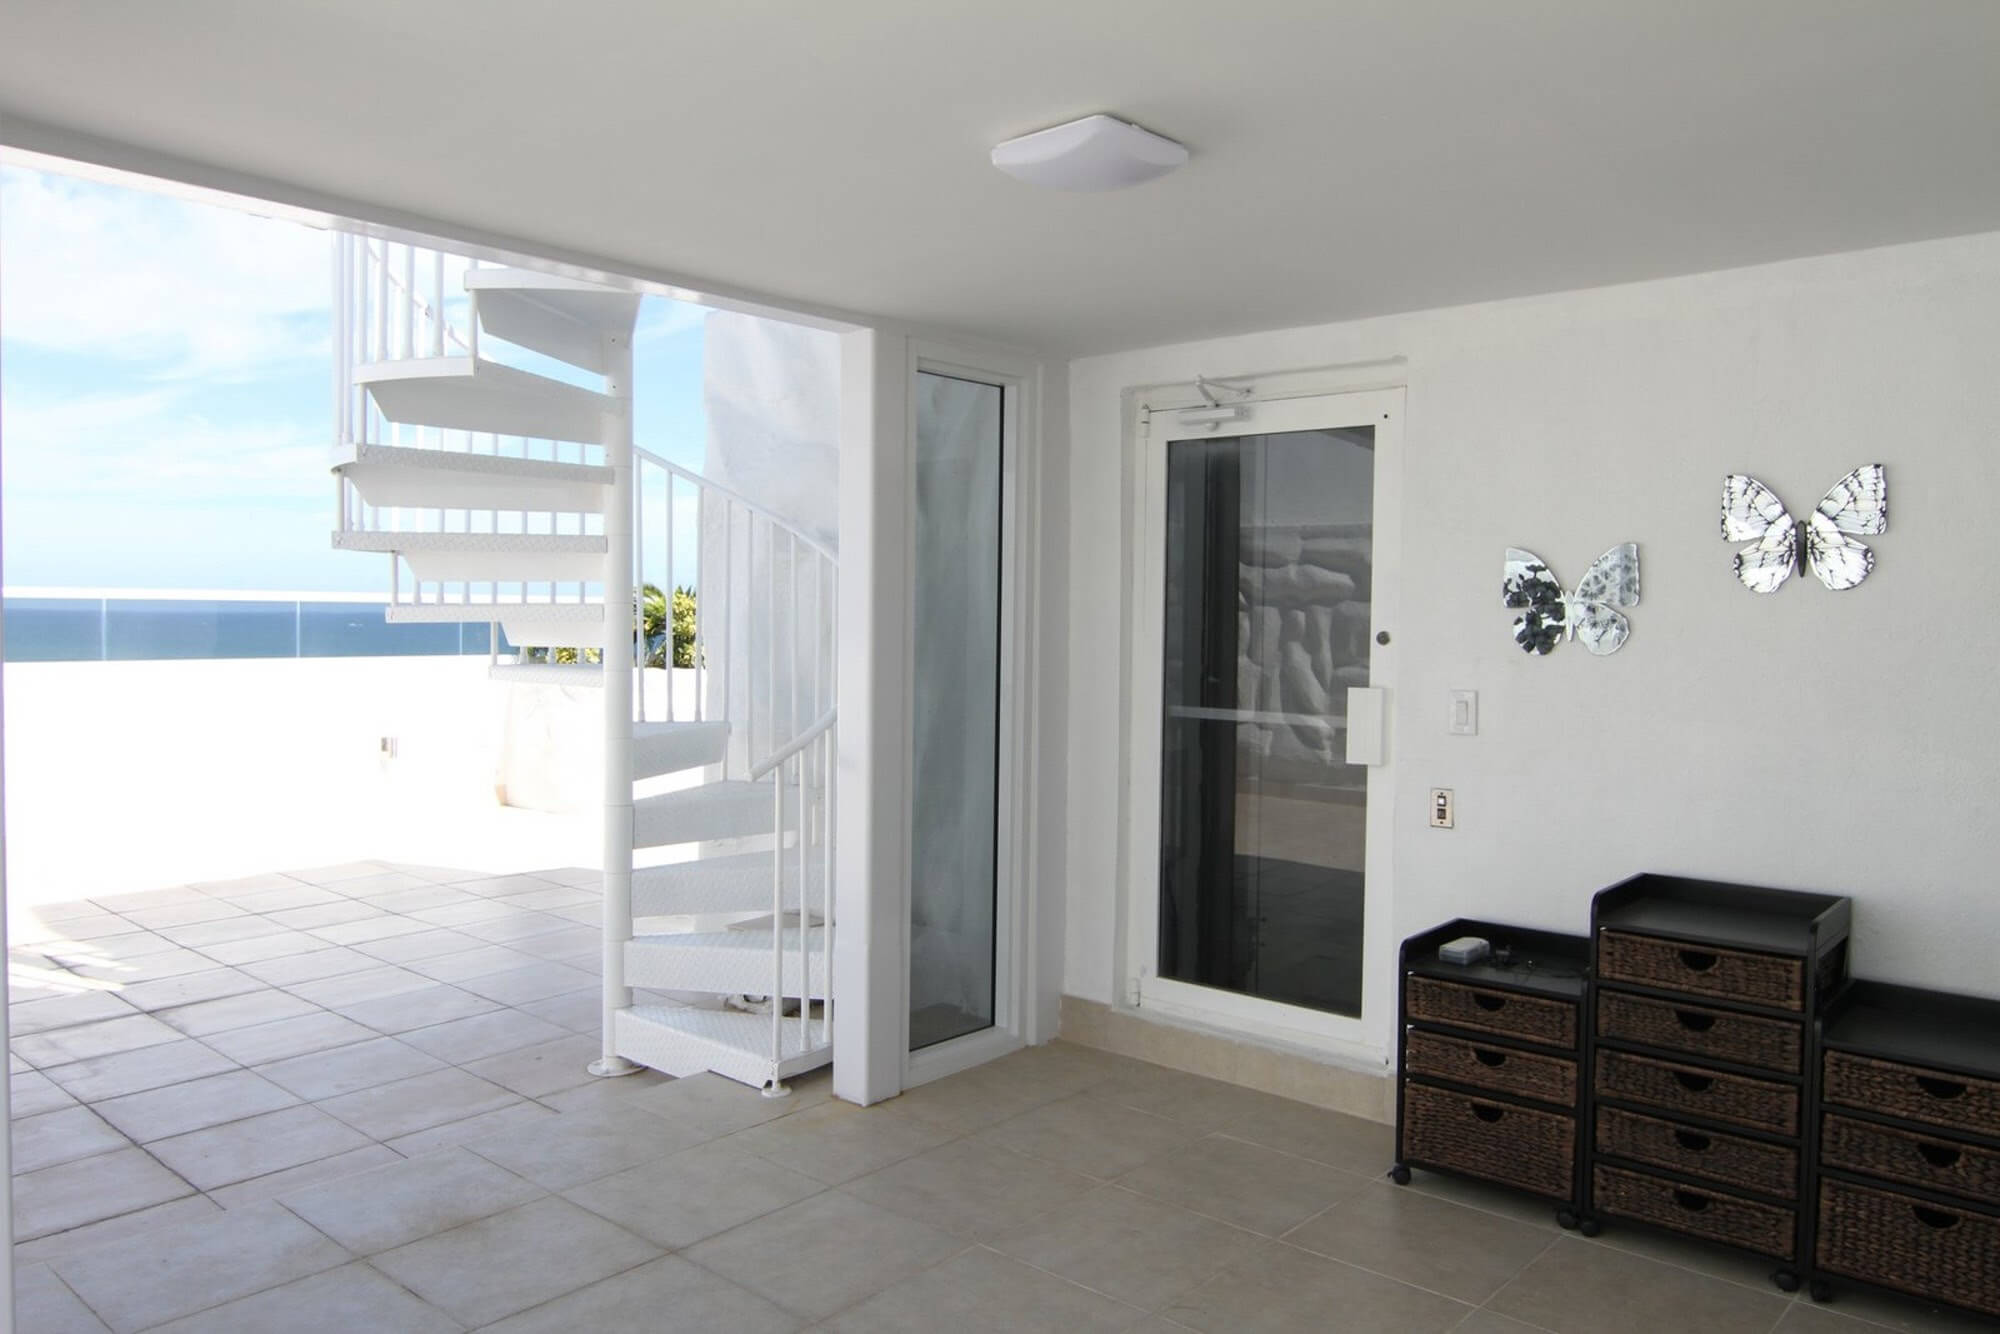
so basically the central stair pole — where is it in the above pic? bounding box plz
[590,327,642,1078]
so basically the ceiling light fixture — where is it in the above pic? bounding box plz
[990,114,1188,192]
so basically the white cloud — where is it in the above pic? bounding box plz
[634,297,710,343]
[0,166,330,380]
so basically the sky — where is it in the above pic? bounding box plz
[0,164,710,593]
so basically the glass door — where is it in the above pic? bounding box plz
[908,369,1003,1050]
[1130,388,1400,1056]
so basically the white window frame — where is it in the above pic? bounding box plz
[901,340,1038,1088]
[1121,385,1405,1069]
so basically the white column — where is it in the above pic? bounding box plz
[590,330,642,1077]
[832,328,911,1105]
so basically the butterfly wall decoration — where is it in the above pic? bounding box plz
[1501,544,1640,656]
[1720,464,1887,593]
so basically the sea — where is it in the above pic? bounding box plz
[1,592,517,662]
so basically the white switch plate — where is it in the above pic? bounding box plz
[1448,690,1478,736]
[1430,788,1454,828]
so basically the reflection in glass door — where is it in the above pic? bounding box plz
[1158,427,1375,1016]
[909,370,1003,1050]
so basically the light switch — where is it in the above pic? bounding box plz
[1430,788,1455,828]
[1448,690,1478,736]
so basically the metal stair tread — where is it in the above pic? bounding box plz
[613,1005,830,1082]
[632,720,730,780]
[488,661,604,686]
[629,925,828,953]
[385,602,604,623]
[634,779,777,846]
[333,442,611,517]
[355,354,618,442]
[467,268,642,375]
[633,850,824,916]
[332,531,607,554]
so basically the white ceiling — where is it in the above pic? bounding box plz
[3,1,1998,354]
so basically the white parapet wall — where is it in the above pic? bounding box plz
[1,655,635,908]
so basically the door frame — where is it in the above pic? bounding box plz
[900,339,1038,1088]
[1121,385,1404,1068]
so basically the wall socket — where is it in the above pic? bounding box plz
[1430,788,1455,828]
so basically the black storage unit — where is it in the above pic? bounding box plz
[1814,981,2000,1319]
[1585,873,1851,1293]
[1391,918,1592,1228]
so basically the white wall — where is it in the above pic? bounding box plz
[1063,229,2000,1034]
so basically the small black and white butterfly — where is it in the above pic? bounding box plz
[1502,544,1640,656]
[1720,465,1887,593]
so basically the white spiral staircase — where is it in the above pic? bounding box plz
[329,237,834,1094]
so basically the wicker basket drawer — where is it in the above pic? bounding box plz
[1823,1051,2000,1139]
[1821,1113,2000,1202]
[1596,990,1801,1074]
[1405,976,1576,1049]
[1406,1030,1577,1108]
[1595,1050,1798,1135]
[1402,1082,1575,1200]
[1597,931,1804,1011]
[1816,1178,2000,1318]
[1595,1106,1797,1200]
[1593,1164,1795,1259]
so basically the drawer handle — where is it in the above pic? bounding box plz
[1915,1076,1968,1101]
[1673,1009,1716,1033]
[1472,994,1509,1013]
[1673,1129,1712,1153]
[1469,1103,1507,1124]
[1473,1049,1509,1068]
[1672,1190,1711,1213]
[1677,949,1719,973]
[1917,1143,1964,1169]
[1912,1206,1961,1231]
[1672,1071,1715,1093]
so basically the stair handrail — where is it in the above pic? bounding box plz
[749,705,837,781]
[633,446,836,565]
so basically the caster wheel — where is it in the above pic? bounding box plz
[1388,1164,1412,1185]
[1555,1209,1579,1231]
[1808,1280,1833,1304]
[1772,1270,1801,1294]
[1577,1218,1601,1237]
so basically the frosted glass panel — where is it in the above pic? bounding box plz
[1158,427,1374,1017]
[910,371,1002,1050]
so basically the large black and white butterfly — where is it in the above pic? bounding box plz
[1720,465,1887,593]
[1501,544,1640,656]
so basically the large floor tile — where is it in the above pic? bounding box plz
[11,1068,81,1116]
[682,1191,964,1322]
[1221,1090,1398,1174]
[561,1139,824,1248]
[724,1097,955,1185]
[371,1196,661,1327]
[119,900,249,931]
[515,989,602,1032]
[384,1100,559,1156]
[206,1143,403,1210]
[843,1137,1097,1240]
[539,1067,678,1115]
[308,914,434,947]
[280,1145,544,1253]
[9,989,137,1035]
[92,1069,300,1142]
[825,1244,1146,1333]
[11,1104,132,1172]
[211,883,343,914]
[1486,1235,1790,1334]
[456,910,579,944]
[255,1034,446,1100]
[459,1033,602,1097]
[399,1006,572,1062]
[334,982,501,1034]
[114,966,264,1013]
[194,928,332,965]
[1162,1240,1471,1334]
[1453,1311,1560,1333]
[480,1254,800,1334]
[156,915,291,949]
[350,925,487,962]
[467,1105,707,1189]
[11,1146,198,1241]
[236,946,380,986]
[285,963,433,1008]
[144,1261,463,1334]
[1796,1283,2000,1332]
[12,1013,184,1067]
[1114,1132,1368,1236]
[147,1104,375,1191]
[456,961,596,1007]
[977,1091,1202,1179]
[198,1010,377,1065]
[1085,1062,1287,1132]
[1283,1178,1557,1303]
[268,901,385,931]
[890,1064,1068,1134]
[13,1262,112,1333]
[15,1195,223,1268]
[406,943,543,983]
[316,1066,523,1140]
[990,1184,1266,1312]
[154,988,319,1037]
[51,1200,351,1333]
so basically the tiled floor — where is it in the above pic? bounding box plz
[9,862,1996,1332]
